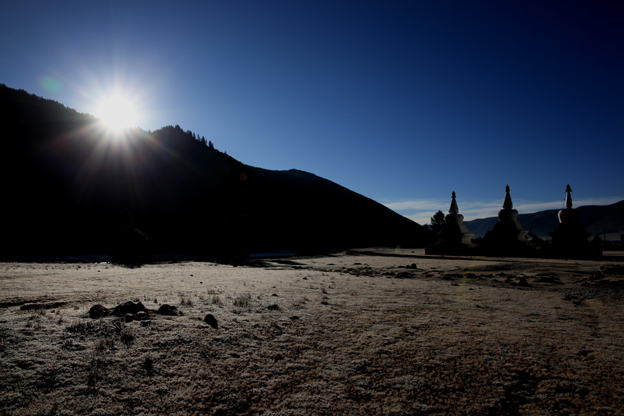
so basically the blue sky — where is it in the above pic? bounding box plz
[2,1,623,225]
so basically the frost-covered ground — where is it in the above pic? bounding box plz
[1,249,623,415]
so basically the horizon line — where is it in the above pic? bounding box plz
[385,196,624,226]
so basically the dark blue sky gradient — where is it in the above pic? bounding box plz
[1,1,622,223]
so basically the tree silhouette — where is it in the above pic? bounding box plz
[430,210,445,234]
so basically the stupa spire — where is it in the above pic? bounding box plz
[551,183,595,256]
[565,184,573,209]
[426,190,474,252]
[484,184,528,246]
[502,185,513,209]
[449,191,459,214]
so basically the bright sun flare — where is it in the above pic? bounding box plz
[96,96,137,130]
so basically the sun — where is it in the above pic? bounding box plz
[96,95,137,131]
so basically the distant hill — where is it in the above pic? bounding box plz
[464,201,624,241]
[0,84,427,258]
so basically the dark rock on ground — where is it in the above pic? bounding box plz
[88,304,109,319]
[267,304,281,311]
[204,314,218,329]
[112,301,146,316]
[135,311,149,320]
[157,304,179,316]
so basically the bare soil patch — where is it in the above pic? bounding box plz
[1,249,623,415]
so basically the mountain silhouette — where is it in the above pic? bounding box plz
[464,201,624,241]
[0,84,427,259]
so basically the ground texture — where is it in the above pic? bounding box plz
[1,249,624,415]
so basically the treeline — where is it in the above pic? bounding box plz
[154,124,216,150]
[0,83,219,152]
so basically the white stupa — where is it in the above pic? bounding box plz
[483,185,528,244]
[550,184,591,247]
[437,191,474,246]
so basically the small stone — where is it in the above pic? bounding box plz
[204,314,218,329]
[88,304,109,319]
[157,304,179,316]
[289,316,299,320]
[267,304,281,311]
[113,301,146,316]
[135,311,149,320]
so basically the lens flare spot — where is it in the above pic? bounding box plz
[40,76,62,93]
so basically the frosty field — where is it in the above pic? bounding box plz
[1,249,623,415]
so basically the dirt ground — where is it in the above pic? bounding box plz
[1,248,623,415]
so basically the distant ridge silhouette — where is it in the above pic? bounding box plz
[0,84,427,259]
[465,201,624,241]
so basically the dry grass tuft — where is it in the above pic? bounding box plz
[120,327,135,347]
[143,354,154,376]
[233,293,252,309]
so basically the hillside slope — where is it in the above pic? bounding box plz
[0,84,427,257]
